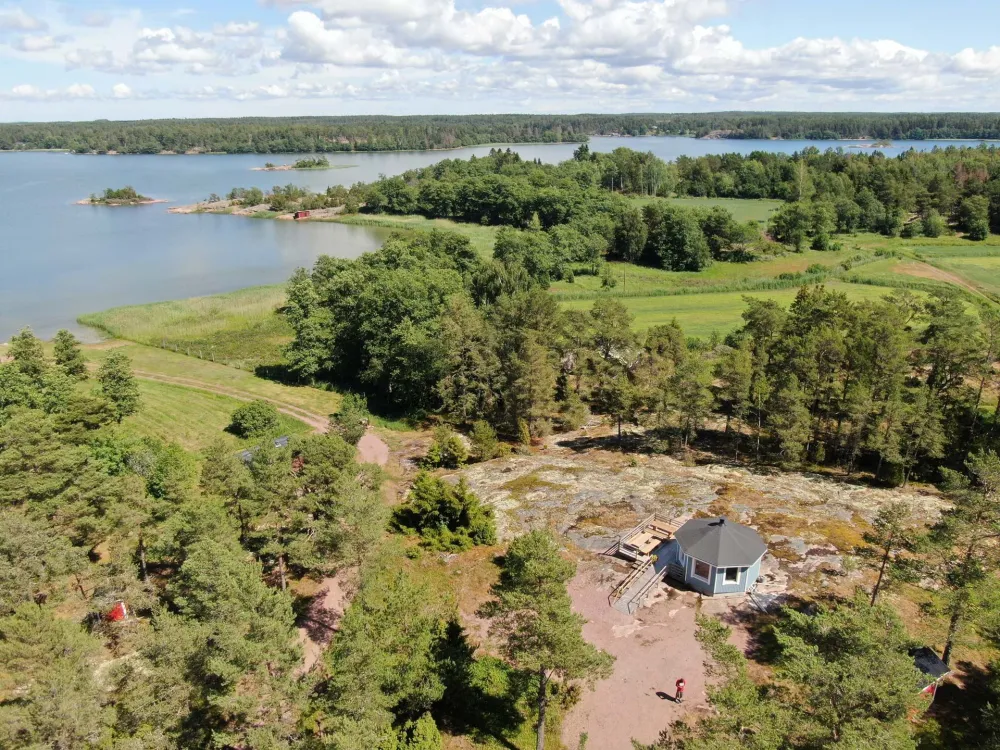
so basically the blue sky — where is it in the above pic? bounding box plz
[2,0,1000,121]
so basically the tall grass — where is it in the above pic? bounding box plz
[79,285,292,370]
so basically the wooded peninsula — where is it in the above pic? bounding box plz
[6,112,1000,154]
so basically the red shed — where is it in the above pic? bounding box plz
[294,210,311,220]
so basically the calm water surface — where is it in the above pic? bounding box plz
[0,136,991,341]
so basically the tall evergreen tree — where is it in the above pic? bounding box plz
[53,329,87,379]
[97,350,141,423]
[480,531,613,750]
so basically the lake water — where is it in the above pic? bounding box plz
[0,135,992,341]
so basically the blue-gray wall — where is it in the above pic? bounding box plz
[680,553,763,596]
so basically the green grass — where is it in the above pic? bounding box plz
[83,343,343,418]
[561,281,915,337]
[934,256,1000,297]
[79,285,293,370]
[122,378,311,453]
[552,248,871,299]
[628,196,784,224]
[332,214,500,257]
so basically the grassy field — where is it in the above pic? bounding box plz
[83,343,342,418]
[628,196,784,224]
[561,281,913,336]
[551,248,871,299]
[332,214,500,257]
[933,256,1000,297]
[79,285,292,370]
[121,377,312,453]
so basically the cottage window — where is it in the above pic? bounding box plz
[693,560,711,580]
[724,567,740,584]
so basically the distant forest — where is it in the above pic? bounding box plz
[5,112,1000,154]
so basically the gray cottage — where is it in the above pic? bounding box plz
[662,517,766,596]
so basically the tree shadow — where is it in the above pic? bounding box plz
[926,660,995,745]
[293,584,344,647]
[434,621,527,750]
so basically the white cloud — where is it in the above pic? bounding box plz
[0,7,46,31]
[214,21,261,36]
[1,82,95,100]
[11,0,1000,114]
[12,33,58,51]
[282,10,430,67]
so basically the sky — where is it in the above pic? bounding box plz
[2,0,1000,121]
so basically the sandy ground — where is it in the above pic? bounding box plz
[562,561,711,750]
[296,574,350,673]
[358,429,390,465]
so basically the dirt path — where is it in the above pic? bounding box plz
[562,562,710,750]
[357,430,390,465]
[895,261,984,296]
[130,370,331,432]
[296,574,351,674]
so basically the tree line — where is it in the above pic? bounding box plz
[7,113,1000,153]
[283,225,1000,486]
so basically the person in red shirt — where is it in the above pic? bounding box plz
[675,677,686,704]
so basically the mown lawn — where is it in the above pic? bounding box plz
[79,285,293,370]
[84,343,342,418]
[332,214,500,257]
[561,281,914,337]
[121,377,312,454]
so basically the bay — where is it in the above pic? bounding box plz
[0,135,991,341]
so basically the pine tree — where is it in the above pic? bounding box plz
[8,327,46,381]
[0,605,113,748]
[929,451,1000,665]
[855,501,922,605]
[479,531,613,750]
[53,329,87,379]
[97,350,141,423]
[0,511,85,614]
[716,339,753,458]
[767,375,811,463]
[311,547,447,749]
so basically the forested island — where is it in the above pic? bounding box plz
[253,156,342,171]
[79,186,163,206]
[5,112,1000,154]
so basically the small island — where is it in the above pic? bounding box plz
[78,186,166,206]
[252,156,351,172]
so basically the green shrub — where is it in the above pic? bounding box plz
[229,399,280,438]
[804,263,827,275]
[331,392,370,445]
[393,471,497,551]
[425,425,469,468]
[470,420,506,462]
[396,713,443,750]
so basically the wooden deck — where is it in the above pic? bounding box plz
[611,514,682,561]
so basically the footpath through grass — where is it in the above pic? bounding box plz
[123,377,312,453]
[84,343,342,419]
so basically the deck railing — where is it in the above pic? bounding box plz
[606,513,682,559]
